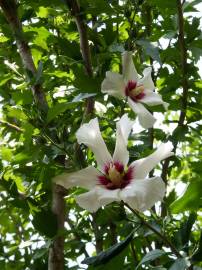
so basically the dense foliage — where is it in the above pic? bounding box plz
[0,0,201,269]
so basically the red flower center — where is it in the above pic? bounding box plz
[125,80,145,102]
[98,161,133,190]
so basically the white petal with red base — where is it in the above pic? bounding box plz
[141,91,169,110]
[129,142,174,179]
[76,186,120,212]
[128,98,156,129]
[120,177,165,211]
[54,116,172,213]
[101,71,125,98]
[113,114,134,166]
[76,188,101,212]
[76,118,112,169]
[122,51,139,81]
[101,51,169,129]
[53,166,100,189]
[139,67,155,91]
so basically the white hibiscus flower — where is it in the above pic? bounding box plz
[54,114,173,212]
[101,51,168,129]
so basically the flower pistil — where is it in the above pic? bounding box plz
[98,161,133,190]
[125,80,145,102]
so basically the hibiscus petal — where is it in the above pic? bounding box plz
[101,71,125,98]
[128,98,156,128]
[76,186,120,212]
[53,166,100,189]
[113,114,134,166]
[139,67,155,91]
[76,118,112,168]
[75,188,101,212]
[129,142,174,179]
[120,176,165,211]
[97,186,120,206]
[122,51,139,81]
[141,91,169,110]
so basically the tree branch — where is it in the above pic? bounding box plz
[48,184,67,270]
[65,0,94,119]
[65,0,92,76]
[176,0,188,127]
[0,0,48,111]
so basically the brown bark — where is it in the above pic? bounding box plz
[48,184,66,270]
[65,0,94,122]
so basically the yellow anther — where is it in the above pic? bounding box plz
[130,85,144,97]
[108,164,122,186]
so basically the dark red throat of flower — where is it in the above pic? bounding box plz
[98,161,133,190]
[125,80,145,102]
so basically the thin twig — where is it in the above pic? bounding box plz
[0,120,23,132]
[42,133,69,156]
[124,203,182,258]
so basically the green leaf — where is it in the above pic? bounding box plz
[150,0,176,9]
[7,107,27,121]
[174,212,197,250]
[171,125,189,143]
[136,40,162,63]
[180,212,197,248]
[0,177,19,198]
[171,180,202,213]
[32,240,51,260]
[73,67,102,93]
[88,247,128,270]
[34,61,43,85]
[0,146,12,162]
[32,209,58,238]
[0,74,12,86]
[36,6,54,18]
[169,258,187,270]
[22,122,34,145]
[82,229,135,266]
[25,26,51,51]
[136,249,166,269]
[14,152,33,163]
[12,90,33,105]
[47,102,77,123]
[0,36,9,43]
[72,93,96,102]
[192,233,202,262]
[32,248,47,260]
